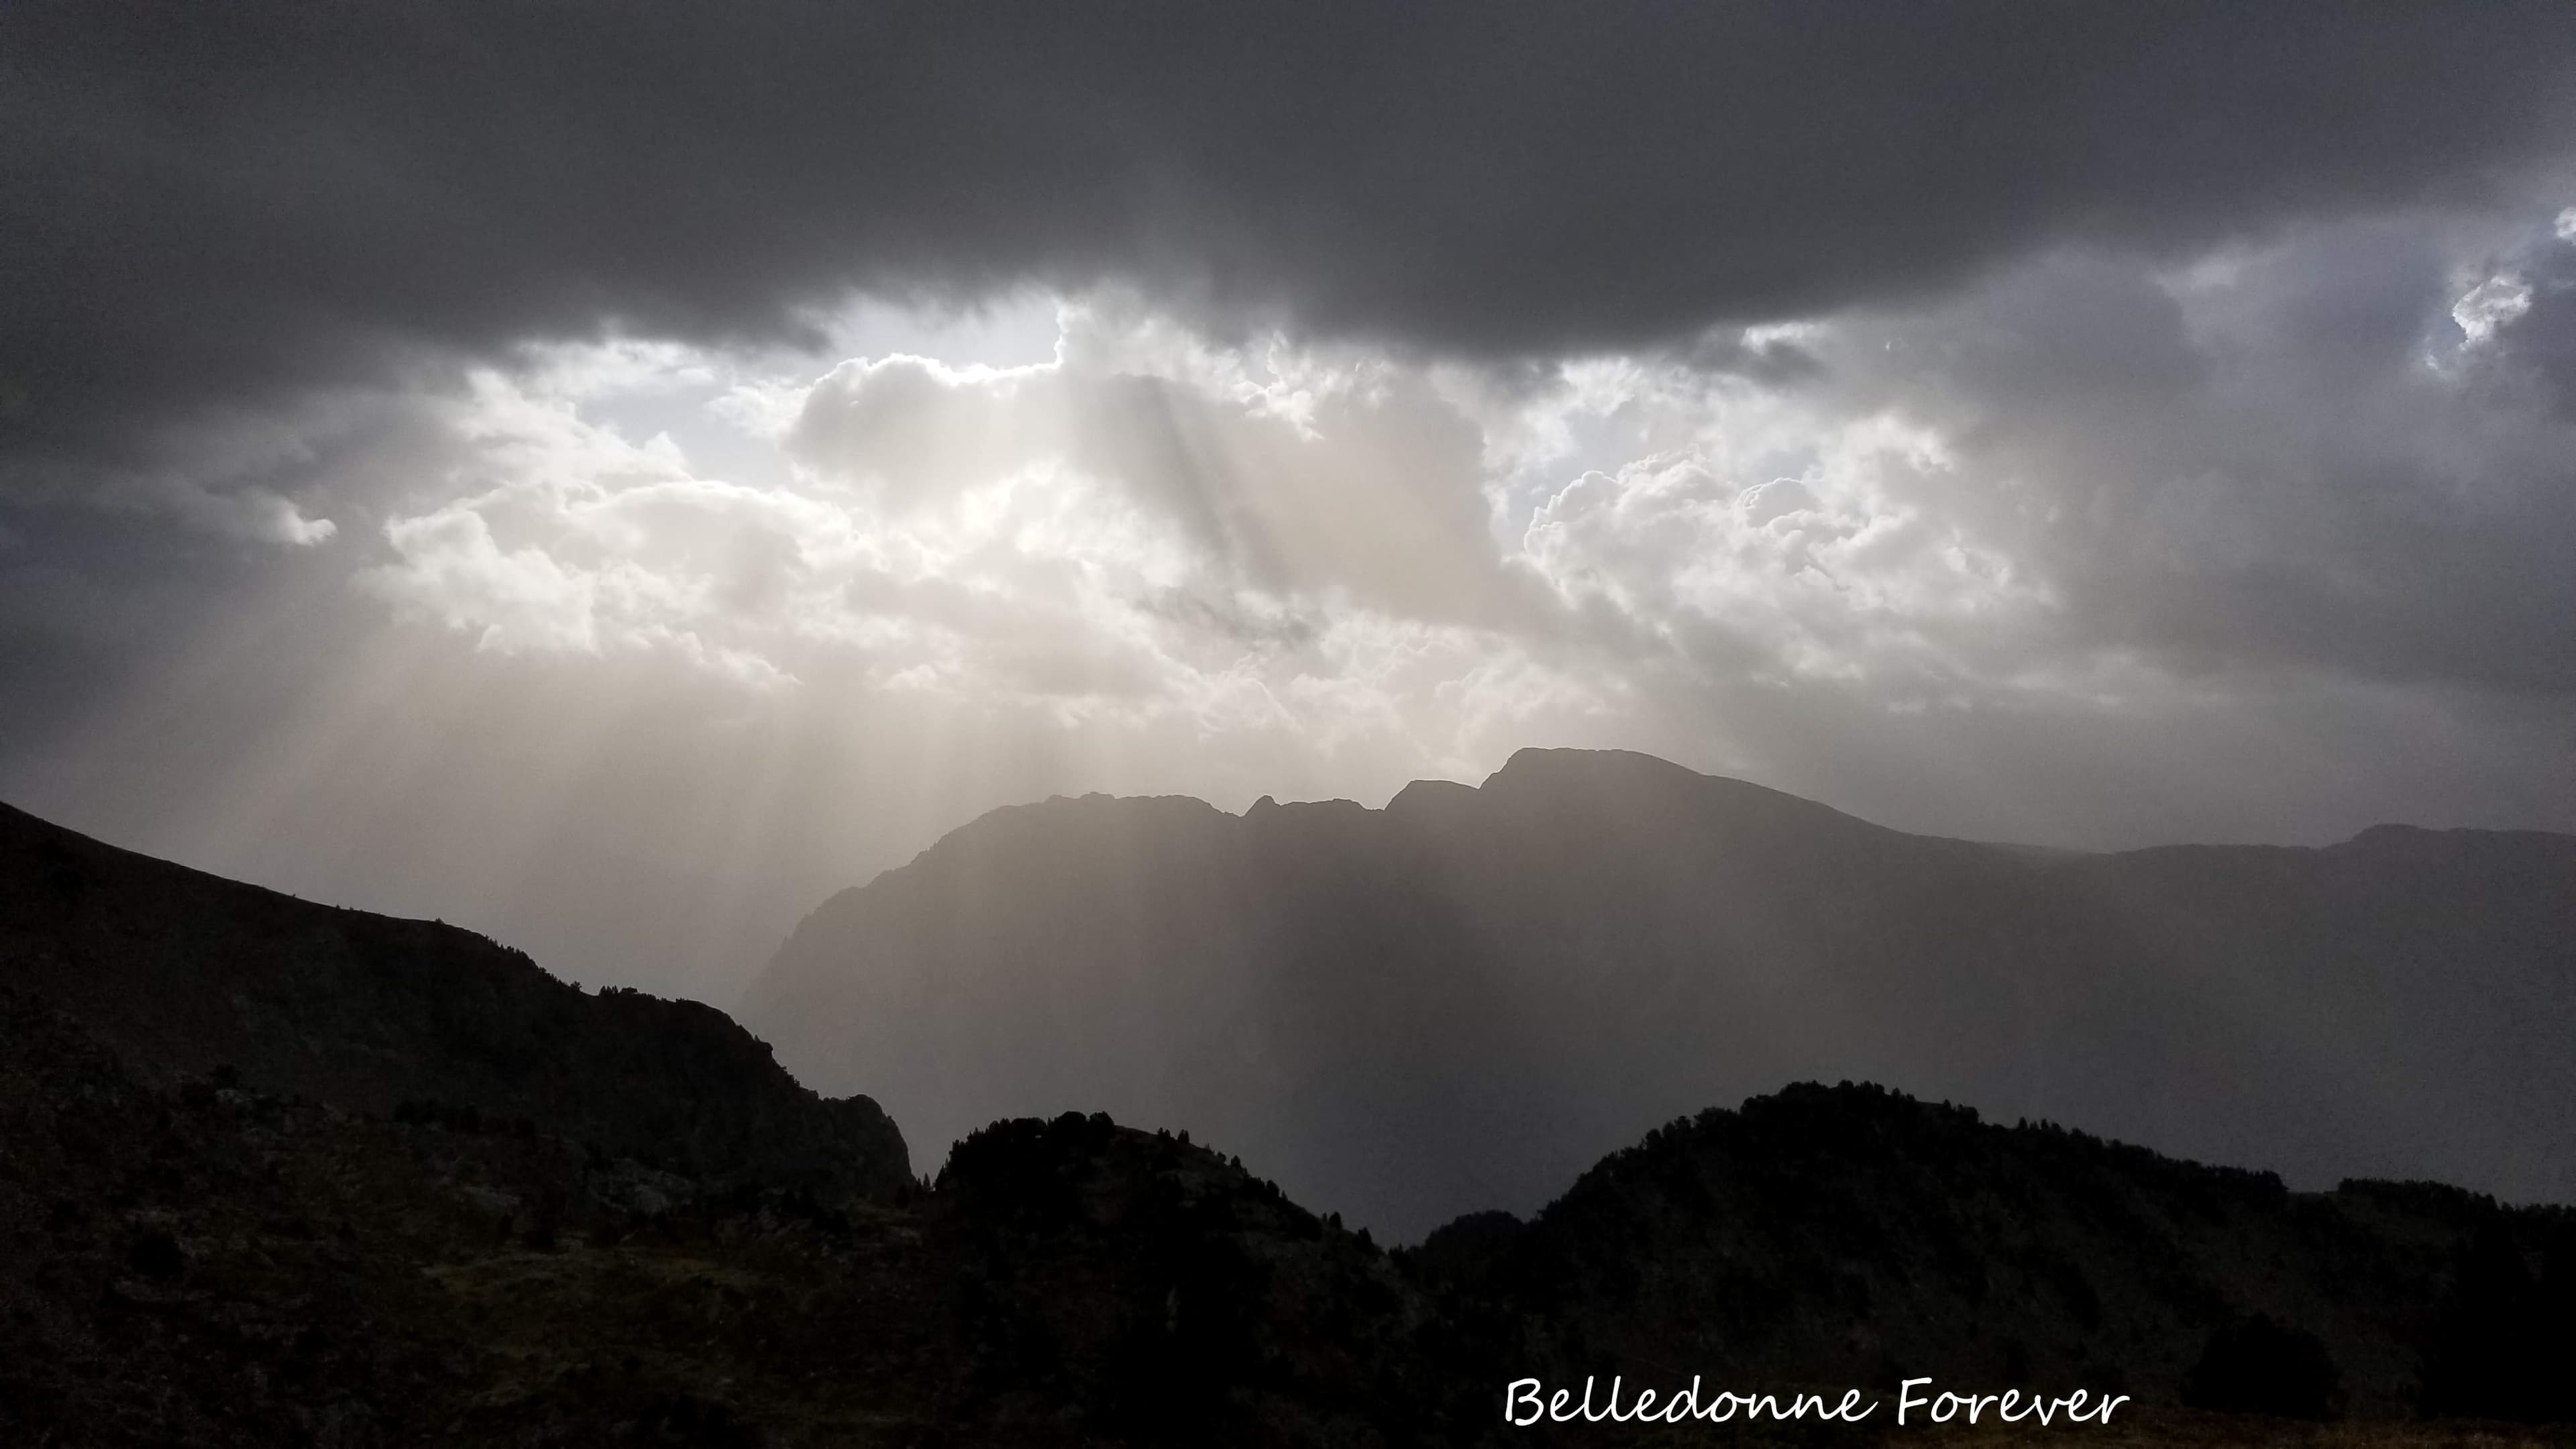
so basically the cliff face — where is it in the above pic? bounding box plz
[745,748,2576,1239]
[0,800,908,1201]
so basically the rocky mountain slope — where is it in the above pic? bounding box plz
[7,977,2570,1444]
[0,800,908,1201]
[745,748,2576,1239]
[0,987,1441,1446]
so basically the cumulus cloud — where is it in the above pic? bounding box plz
[254,211,2576,805]
[341,327,1599,757]
[788,315,1528,629]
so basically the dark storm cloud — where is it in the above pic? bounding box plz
[1790,219,2576,696]
[7,0,2575,468]
[2485,221,2576,420]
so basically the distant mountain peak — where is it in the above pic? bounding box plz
[1486,744,1705,782]
[1383,776,1480,816]
[1480,746,1874,822]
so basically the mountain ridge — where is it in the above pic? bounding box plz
[747,747,2576,1240]
[0,798,911,1201]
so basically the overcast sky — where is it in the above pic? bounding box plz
[7,2,2576,1000]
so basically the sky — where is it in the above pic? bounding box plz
[7,2,2576,1002]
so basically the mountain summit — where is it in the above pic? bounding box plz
[746,748,2576,1240]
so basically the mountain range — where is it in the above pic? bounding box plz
[5,769,2573,1442]
[745,748,2576,1240]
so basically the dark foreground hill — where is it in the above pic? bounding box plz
[5,981,2571,1444]
[745,747,2576,1239]
[0,800,908,1201]
[1417,1083,2575,1421]
[0,987,1438,1446]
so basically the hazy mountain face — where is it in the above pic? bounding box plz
[746,749,2576,1240]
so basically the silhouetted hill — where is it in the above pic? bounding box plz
[0,985,1458,1445]
[745,747,2576,1239]
[0,800,908,1200]
[9,976,2569,1442]
[1411,1082,2576,1420]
